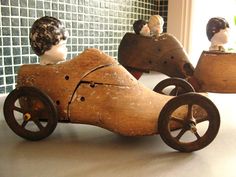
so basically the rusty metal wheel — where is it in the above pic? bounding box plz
[4,86,58,141]
[153,77,195,96]
[158,93,220,152]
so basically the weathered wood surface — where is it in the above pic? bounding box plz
[17,49,117,120]
[118,33,194,79]
[194,51,236,93]
[17,48,174,136]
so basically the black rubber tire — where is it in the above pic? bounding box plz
[3,86,58,141]
[158,93,220,152]
[153,77,195,96]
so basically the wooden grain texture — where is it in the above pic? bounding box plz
[118,33,194,78]
[17,48,174,135]
[194,51,236,93]
[17,48,117,120]
[69,74,171,136]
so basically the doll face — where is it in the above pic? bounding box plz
[210,28,229,45]
[156,23,164,34]
[148,15,164,35]
[155,18,164,34]
[140,24,150,36]
[43,39,68,64]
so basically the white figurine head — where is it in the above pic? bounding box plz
[148,15,164,36]
[30,16,69,65]
[133,20,150,36]
[206,17,230,51]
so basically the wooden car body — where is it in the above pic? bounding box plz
[193,51,236,93]
[118,33,194,79]
[17,48,172,136]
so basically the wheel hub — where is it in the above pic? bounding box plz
[24,113,31,121]
[189,122,197,133]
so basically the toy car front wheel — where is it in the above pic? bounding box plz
[158,93,220,152]
[153,77,195,96]
[4,86,58,141]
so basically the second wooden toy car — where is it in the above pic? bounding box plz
[118,33,195,95]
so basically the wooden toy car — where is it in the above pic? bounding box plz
[3,48,220,152]
[118,32,196,94]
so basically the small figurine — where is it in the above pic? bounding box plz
[133,19,150,36]
[148,15,164,37]
[29,16,69,65]
[206,17,230,52]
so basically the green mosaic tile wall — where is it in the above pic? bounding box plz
[0,0,168,93]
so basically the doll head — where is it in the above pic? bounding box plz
[133,20,150,36]
[148,15,164,36]
[30,16,69,65]
[206,17,230,51]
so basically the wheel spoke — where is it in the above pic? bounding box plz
[175,128,187,140]
[187,104,193,119]
[174,86,180,96]
[170,116,185,124]
[21,120,28,128]
[13,105,25,113]
[194,131,201,140]
[196,115,209,124]
[170,86,178,96]
[33,119,44,130]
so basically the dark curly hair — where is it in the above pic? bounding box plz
[133,20,147,34]
[29,16,69,56]
[206,17,229,41]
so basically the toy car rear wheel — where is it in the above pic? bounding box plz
[4,86,58,141]
[153,77,195,96]
[158,93,220,152]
